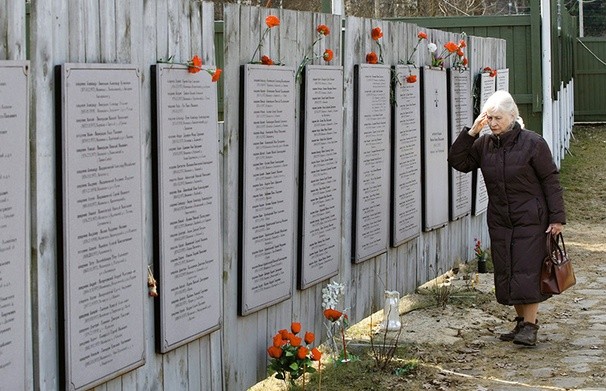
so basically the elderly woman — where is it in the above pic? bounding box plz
[448,90,566,346]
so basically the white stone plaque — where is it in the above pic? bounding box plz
[353,64,390,262]
[153,64,222,352]
[473,73,496,216]
[391,65,421,246]
[240,64,296,315]
[0,60,29,391]
[58,63,145,390]
[448,69,473,221]
[299,65,343,289]
[496,68,509,91]
[421,67,449,231]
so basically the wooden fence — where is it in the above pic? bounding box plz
[1,2,505,390]
[575,37,606,122]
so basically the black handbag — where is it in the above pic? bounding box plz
[540,233,576,294]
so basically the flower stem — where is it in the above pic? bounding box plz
[250,27,270,63]
[341,327,348,361]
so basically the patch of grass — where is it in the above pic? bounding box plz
[560,125,606,223]
[293,353,428,391]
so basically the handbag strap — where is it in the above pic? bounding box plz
[546,232,566,264]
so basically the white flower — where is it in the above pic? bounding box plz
[428,42,438,53]
[321,281,345,309]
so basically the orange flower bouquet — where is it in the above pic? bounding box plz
[482,66,498,77]
[366,26,384,64]
[250,15,282,65]
[295,23,333,82]
[428,32,468,69]
[156,54,222,82]
[267,322,322,385]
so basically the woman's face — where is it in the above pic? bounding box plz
[485,110,514,136]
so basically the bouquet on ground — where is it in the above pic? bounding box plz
[267,322,322,385]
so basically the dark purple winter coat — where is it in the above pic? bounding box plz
[448,123,566,305]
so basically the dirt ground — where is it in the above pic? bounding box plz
[250,126,606,390]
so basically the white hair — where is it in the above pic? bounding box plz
[482,90,524,127]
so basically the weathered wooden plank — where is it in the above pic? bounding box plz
[115,0,131,62]
[189,1,203,60]
[222,3,262,389]
[5,0,26,60]
[201,1,215,65]
[99,0,116,62]
[84,0,100,62]
[0,0,6,59]
[166,0,181,60]
[67,0,85,61]
[28,0,71,388]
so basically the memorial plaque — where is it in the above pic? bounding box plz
[240,64,296,315]
[391,65,421,246]
[153,64,222,352]
[473,73,496,216]
[353,64,390,262]
[420,67,449,231]
[0,60,29,391]
[448,69,473,221]
[496,68,509,91]
[299,65,343,289]
[57,63,145,390]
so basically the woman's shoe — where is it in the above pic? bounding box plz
[513,321,540,346]
[499,316,524,341]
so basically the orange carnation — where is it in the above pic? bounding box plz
[444,41,459,53]
[304,331,315,344]
[188,55,202,74]
[273,334,285,347]
[323,308,343,322]
[291,322,301,334]
[211,68,222,82]
[267,345,283,359]
[265,15,280,28]
[462,57,468,66]
[406,74,417,83]
[366,52,378,64]
[317,24,330,36]
[290,335,302,347]
[296,346,309,360]
[311,347,322,361]
[323,49,334,62]
[371,27,383,41]
[417,31,428,40]
[459,39,467,48]
[261,55,273,65]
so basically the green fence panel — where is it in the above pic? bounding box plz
[575,38,606,121]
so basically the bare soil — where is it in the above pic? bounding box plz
[250,125,606,391]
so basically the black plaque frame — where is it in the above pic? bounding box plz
[420,67,449,231]
[56,63,145,391]
[298,65,344,289]
[238,64,297,315]
[391,65,422,246]
[352,64,391,263]
[151,63,222,353]
[0,60,30,391]
[447,68,473,221]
